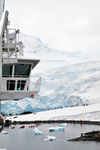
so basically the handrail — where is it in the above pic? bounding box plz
[32,77,41,92]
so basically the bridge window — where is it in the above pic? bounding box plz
[17,80,26,90]
[14,64,31,77]
[2,65,13,77]
[7,80,15,90]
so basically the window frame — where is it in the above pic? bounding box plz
[7,80,16,91]
[14,64,31,78]
[17,80,26,91]
[2,64,13,77]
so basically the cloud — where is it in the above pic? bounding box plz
[5,0,100,52]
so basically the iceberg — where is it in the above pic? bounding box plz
[34,128,43,135]
[44,136,56,141]
[60,123,67,127]
[0,149,7,150]
[0,130,8,134]
[49,127,64,132]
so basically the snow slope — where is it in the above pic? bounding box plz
[1,33,100,116]
[7,103,100,122]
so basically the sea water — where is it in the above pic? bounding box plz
[0,123,100,150]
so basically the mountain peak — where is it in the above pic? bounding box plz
[19,33,50,53]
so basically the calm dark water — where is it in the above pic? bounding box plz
[0,123,100,150]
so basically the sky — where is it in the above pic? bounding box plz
[5,0,100,52]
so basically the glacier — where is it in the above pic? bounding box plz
[1,33,100,116]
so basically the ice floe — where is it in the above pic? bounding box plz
[60,123,67,127]
[34,128,43,135]
[49,127,64,132]
[0,131,8,134]
[44,136,56,141]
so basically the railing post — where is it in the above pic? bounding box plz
[6,28,10,60]
[15,30,17,59]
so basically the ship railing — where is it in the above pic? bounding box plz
[29,76,41,92]
[2,28,17,59]
[2,27,23,59]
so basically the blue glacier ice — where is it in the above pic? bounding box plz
[44,136,56,141]
[0,130,8,135]
[34,128,43,135]
[49,127,64,132]
[60,123,67,127]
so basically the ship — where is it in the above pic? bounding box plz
[0,0,41,101]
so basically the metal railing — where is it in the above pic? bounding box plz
[29,77,41,92]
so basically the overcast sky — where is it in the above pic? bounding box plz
[5,0,100,52]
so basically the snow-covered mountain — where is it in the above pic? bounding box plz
[1,33,100,115]
[19,33,50,53]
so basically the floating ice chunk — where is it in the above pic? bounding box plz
[60,123,67,127]
[49,127,64,132]
[0,130,8,134]
[0,148,7,150]
[34,128,43,135]
[44,136,56,141]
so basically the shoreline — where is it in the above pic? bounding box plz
[11,120,100,126]
[5,104,100,126]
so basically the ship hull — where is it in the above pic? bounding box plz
[0,91,38,100]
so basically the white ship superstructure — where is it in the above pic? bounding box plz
[0,0,41,100]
